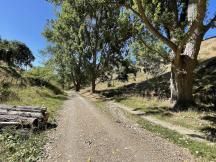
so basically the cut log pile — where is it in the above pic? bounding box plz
[0,104,48,129]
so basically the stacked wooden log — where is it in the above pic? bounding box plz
[0,104,48,129]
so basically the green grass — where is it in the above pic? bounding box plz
[116,96,170,112]
[95,101,216,162]
[0,128,45,162]
[116,96,216,133]
[136,116,216,162]
[0,86,66,162]
[1,86,66,120]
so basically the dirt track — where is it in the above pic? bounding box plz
[43,92,194,162]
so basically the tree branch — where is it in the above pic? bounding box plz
[179,0,189,29]
[180,0,208,46]
[205,13,216,30]
[168,0,178,28]
[122,0,178,53]
[135,0,178,52]
[135,31,172,62]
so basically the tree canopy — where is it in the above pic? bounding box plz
[43,0,133,91]
[45,0,216,109]
[0,39,35,68]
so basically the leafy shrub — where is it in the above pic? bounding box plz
[0,128,45,162]
[0,83,12,101]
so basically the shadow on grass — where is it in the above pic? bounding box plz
[98,72,170,99]
[201,115,216,141]
[144,106,173,117]
[97,57,216,111]
[128,105,173,117]
[26,77,64,95]
[186,133,207,140]
[200,127,216,142]
[45,94,68,100]
[194,57,216,109]
[0,66,22,79]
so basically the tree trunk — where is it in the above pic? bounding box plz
[170,64,177,102]
[173,55,196,110]
[170,0,205,109]
[91,76,96,93]
[91,51,97,93]
[75,82,80,92]
[75,55,82,92]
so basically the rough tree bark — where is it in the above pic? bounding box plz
[171,26,204,110]
[171,56,195,109]
[169,0,207,110]
[91,77,96,93]
[75,82,81,91]
[72,74,81,92]
[91,64,96,93]
[91,49,97,93]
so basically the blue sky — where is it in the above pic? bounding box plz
[0,0,56,66]
[0,1,215,67]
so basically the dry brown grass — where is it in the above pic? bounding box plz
[198,38,216,61]
[96,72,152,91]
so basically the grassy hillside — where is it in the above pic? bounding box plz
[0,65,66,162]
[198,38,216,61]
[96,38,216,102]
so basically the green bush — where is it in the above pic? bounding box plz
[0,83,12,101]
[0,128,45,162]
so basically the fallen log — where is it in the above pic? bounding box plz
[0,114,39,128]
[0,104,47,113]
[0,122,20,126]
[0,104,48,129]
[0,110,45,119]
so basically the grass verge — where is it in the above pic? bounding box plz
[116,96,216,134]
[136,116,216,162]
[0,86,66,162]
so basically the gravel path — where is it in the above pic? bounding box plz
[43,92,194,162]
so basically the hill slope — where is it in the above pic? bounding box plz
[198,38,216,60]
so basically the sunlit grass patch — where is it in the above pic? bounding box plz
[116,96,170,113]
[0,86,66,161]
[116,96,216,141]
[1,86,66,120]
[96,72,151,91]
[0,128,45,162]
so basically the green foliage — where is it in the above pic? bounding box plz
[0,129,45,162]
[130,39,168,76]
[23,67,57,83]
[0,39,35,68]
[0,84,12,101]
[44,0,133,91]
